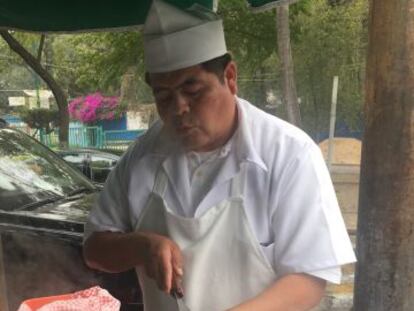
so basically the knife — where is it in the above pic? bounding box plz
[172,288,190,311]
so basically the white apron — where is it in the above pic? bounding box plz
[135,165,277,311]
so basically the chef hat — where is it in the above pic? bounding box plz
[143,0,227,73]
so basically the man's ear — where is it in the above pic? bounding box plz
[224,61,238,95]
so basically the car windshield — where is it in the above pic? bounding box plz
[0,128,95,211]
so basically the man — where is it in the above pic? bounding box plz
[83,1,356,310]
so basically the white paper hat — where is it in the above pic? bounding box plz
[143,0,227,73]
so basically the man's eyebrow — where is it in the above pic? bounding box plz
[153,76,201,93]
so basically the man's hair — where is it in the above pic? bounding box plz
[200,53,232,84]
[145,53,232,85]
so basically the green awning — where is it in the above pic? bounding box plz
[0,0,285,33]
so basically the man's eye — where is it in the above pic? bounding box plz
[184,88,202,97]
[187,91,199,97]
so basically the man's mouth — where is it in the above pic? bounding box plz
[176,125,194,135]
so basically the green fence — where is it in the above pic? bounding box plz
[39,130,59,148]
[36,126,145,150]
[67,126,104,148]
[102,129,146,150]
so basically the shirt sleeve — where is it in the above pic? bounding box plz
[83,152,133,242]
[307,267,342,284]
[270,143,356,282]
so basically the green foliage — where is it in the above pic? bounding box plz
[0,0,368,141]
[17,107,59,133]
[0,32,48,98]
[218,0,310,112]
[67,32,142,91]
[219,0,277,73]
[52,32,153,102]
[292,0,368,138]
[218,0,277,110]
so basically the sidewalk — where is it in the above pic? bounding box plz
[312,162,359,311]
[315,262,355,311]
[313,230,356,311]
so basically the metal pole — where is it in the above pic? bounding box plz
[213,0,219,11]
[327,76,339,170]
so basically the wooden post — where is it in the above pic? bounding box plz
[353,0,414,310]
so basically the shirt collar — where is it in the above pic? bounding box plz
[149,123,181,156]
[233,97,268,172]
[148,97,268,172]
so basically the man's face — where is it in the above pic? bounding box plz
[148,62,238,152]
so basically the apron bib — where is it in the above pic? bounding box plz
[135,165,277,311]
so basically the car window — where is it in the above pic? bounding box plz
[0,129,95,210]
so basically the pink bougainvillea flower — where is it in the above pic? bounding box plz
[68,93,123,124]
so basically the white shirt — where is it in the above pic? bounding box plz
[85,97,356,284]
[186,139,231,212]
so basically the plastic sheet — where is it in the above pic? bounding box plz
[17,286,120,311]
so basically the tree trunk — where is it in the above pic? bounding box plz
[37,34,45,62]
[0,31,69,148]
[276,4,301,127]
[353,0,414,310]
[44,36,54,75]
[120,65,138,107]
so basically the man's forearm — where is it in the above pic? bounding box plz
[227,273,326,311]
[83,231,148,273]
[83,231,184,294]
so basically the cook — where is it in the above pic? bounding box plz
[83,1,356,310]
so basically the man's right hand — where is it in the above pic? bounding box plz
[83,231,184,296]
[139,232,184,295]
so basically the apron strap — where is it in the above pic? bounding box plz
[152,165,168,197]
[230,164,247,198]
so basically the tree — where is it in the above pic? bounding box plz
[219,0,311,121]
[291,0,368,139]
[0,0,368,144]
[0,31,69,147]
[220,0,279,112]
[353,0,414,309]
[276,3,301,126]
[18,107,59,135]
[0,34,45,112]
[57,32,153,103]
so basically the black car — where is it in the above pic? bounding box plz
[56,149,122,183]
[0,123,141,311]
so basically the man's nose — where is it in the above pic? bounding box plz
[173,93,190,115]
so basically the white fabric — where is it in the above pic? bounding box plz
[143,0,227,73]
[186,142,231,210]
[187,148,222,182]
[185,138,342,283]
[135,165,277,311]
[85,97,356,284]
